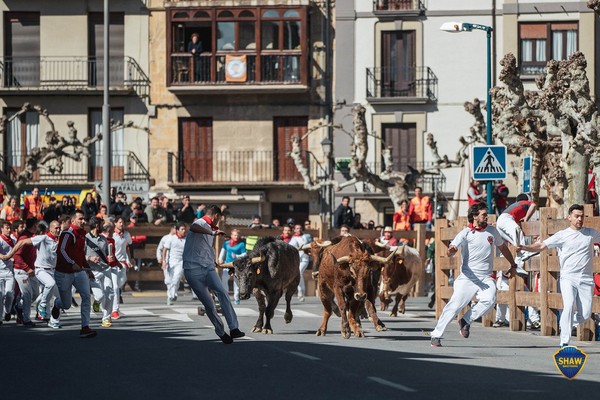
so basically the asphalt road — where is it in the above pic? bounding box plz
[3,291,599,400]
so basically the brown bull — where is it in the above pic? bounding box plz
[311,236,394,339]
[376,244,424,316]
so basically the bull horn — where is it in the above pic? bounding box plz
[301,243,312,251]
[218,262,234,268]
[315,240,332,247]
[334,255,351,264]
[374,240,389,249]
[250,255,265,264]
[370,246,400,264]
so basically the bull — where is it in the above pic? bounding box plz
[220,237,300,334]
[311,236,396,339]
[375,242,424,316]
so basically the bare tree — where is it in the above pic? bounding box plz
[0,103,148,196]
[491,52,599,211]
[290,104,422,210]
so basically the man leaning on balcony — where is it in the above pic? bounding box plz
[188,33,203,82]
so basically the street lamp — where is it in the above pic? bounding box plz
[440,21,494,208]
[320,136,333,159]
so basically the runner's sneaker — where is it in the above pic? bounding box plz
[48,320,62,329]
[80,326,98,338]
[4,313,10,322]
[431,337,442,347]
[111,311,121,320]
[218,333,233,344]
[530,320,541,330]
[492,320,507,328]
[459,318,470,338]
[101,320,113,328]
[37,304,48,319]
[23,320,36,328]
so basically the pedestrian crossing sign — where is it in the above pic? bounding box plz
[472,145,507,180]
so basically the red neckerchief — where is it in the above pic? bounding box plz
[293,233,302,237]
[0,234,14,247]
[468,223,487,232]
[176,233,185,240]
[47,232,58,242]
[201,215,219,231]
[280,234,291,243]
[229,238,240,247]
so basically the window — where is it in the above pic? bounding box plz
[382,123,417,173]
[3,109,39,171]
[3,12,40,87]
[89,109,125,180]
[89,13,125,86]
[520,22,578,76]
[178,118,213,182]
[381,31,416,97]
[168,7,307,85]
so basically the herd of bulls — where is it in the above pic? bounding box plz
[220,235,424,339]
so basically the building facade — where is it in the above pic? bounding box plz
[148,0,331,225]
[0,0,151,200]
[334,0,598,224]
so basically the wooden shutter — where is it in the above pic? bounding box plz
[89,13,125,86]
[381,31,416,96]
[274,117,307,181]
[179,118,213,182]
[382,123,417,173]
[4,13,40,86]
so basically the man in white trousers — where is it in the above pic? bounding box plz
[85,217,115,327]
[430,203,518,347]
[162,222,187,305]
[183,205,244,344]
[518,203,600,347]
[1,220,61,326]
[288,224,312,302]
[111,216,132,320]
[11,218,40,327]
[0,220,15,324]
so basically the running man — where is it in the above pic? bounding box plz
[111,216,133,320]
[430,203,518,347]
[518,204,600,347]
[162,222,187,305]
[0,220,15,324]
[183,204,244,344]
[85,217,115,327]
[51,210,97,338]
[11,218,40,327]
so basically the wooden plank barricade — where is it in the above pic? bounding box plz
[434,205,600,342]
[124,223,433,297]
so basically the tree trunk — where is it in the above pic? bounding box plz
[565,149,589,208]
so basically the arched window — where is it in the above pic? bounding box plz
[193,11,210,18]
[283,10,300,18]
[262,10,279,18]
[218,10,234,18]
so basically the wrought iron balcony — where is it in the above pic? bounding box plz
[373,0,425,15]
[366,66,438,103]
[0,150,149,184]
[167,150,316,185]
[0,56,149,97]
[168,53,306,89]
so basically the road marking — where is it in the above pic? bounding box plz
[159,314,193,322]
[290,351,321,361]
[119,308,154,316]
[368,377,416,393]
[276,308,320,318]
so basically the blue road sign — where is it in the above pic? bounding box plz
[472,145,507,180]
[523,156,532,194]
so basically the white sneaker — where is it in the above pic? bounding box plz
[298,295,305,303]
[48,320,61,329]
[167,298,173,306]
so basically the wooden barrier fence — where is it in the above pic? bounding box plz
[125,223,433,296]
[434,205,600,342]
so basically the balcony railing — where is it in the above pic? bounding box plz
[366,66,438,102]
[373,0,425,13]
[0,56,149,97]
[0,150,149,184]
[520,62,546,77]
[167,150,315,184]
[169,53,304,86]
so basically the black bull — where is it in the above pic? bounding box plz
[221,237,300,334]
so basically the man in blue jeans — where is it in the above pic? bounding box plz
[182,204,244,344]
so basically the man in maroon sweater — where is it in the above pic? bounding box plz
[50,210,96,338]
[12,218,40,327]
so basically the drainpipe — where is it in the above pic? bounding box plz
[324,0,333,224]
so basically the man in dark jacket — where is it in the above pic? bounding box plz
[333,196,354,228]
[188,33,203,81]
[176,195,196,223]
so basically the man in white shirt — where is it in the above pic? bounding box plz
[430,203,518,347]
[158,225,176,297]
[183,205,244,344]
[288,224,312,302]
[518,203,600,347]
[1,220,61,327]
[111,216,132,320]
[162,223,187,305]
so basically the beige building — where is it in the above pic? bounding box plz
[0,0,150,199]
[148,0,331,224]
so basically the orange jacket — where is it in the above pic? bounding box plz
[1,204,21,223]
[409,196,432,223]
[393,209,411,231]
[23,195,44,220]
